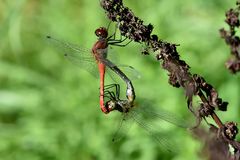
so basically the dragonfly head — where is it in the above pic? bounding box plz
[105,100,129,113]
[95,27,108,39]
[105,100,117,112]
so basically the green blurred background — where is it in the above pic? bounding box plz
[0,0,239,159]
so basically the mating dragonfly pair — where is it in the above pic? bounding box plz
[47,26,189,152]
[47,27,134,114]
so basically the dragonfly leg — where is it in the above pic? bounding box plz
[107,22,118,40]
[107,23,132,47]
[108,37,132,47]
[104,83,121,99]
[106,21,112,33]
[104,90,116,99]
[104,83,119,90]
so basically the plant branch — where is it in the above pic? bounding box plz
[100,0,240,157]
[220,1,240,74]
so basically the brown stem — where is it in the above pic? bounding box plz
[198,90,224,128]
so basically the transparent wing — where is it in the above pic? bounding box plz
[105,66,140,85]
[133,101,190,128]
[130,109,180,153]
[112,112,134,142]
[46,35,99,78]
[117,64,141,80]
[111,101,184,152]
[106,48,141,81]
[103,57,140,84]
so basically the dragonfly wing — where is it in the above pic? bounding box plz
[130,110,179,153]
[134,101,190,128]
[46,36,99,78]
[112,112,134,142]
[65,53,99,78]
[104,64,141,84]
[105,48,141,81]
[117,64,141,80]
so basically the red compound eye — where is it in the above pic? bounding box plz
[95,27,108,38]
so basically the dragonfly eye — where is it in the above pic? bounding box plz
[95,27,108,38]
[105,100,115,111]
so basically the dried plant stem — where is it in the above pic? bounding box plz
[100,0,240,157]
[198,90,224,128]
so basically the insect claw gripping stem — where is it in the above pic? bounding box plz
[107,23,118,40]
[100,0,240,153]
[107,23,132,47]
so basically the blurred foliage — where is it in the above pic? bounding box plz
[0,0,239,160]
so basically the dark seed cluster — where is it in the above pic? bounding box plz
[192,74,228,111]
[220,2,240,74]
[100,0,240,155]
[101,0,153,42]
[223,122,239,140]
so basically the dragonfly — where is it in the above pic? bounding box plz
[104,83,189,152]
[47,27,135,114]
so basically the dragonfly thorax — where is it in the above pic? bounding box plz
[92,40,108,62]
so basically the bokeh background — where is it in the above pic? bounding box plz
[0,0,239,160]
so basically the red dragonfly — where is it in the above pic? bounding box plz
[47,27,136,114]
[104,84,189,152]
